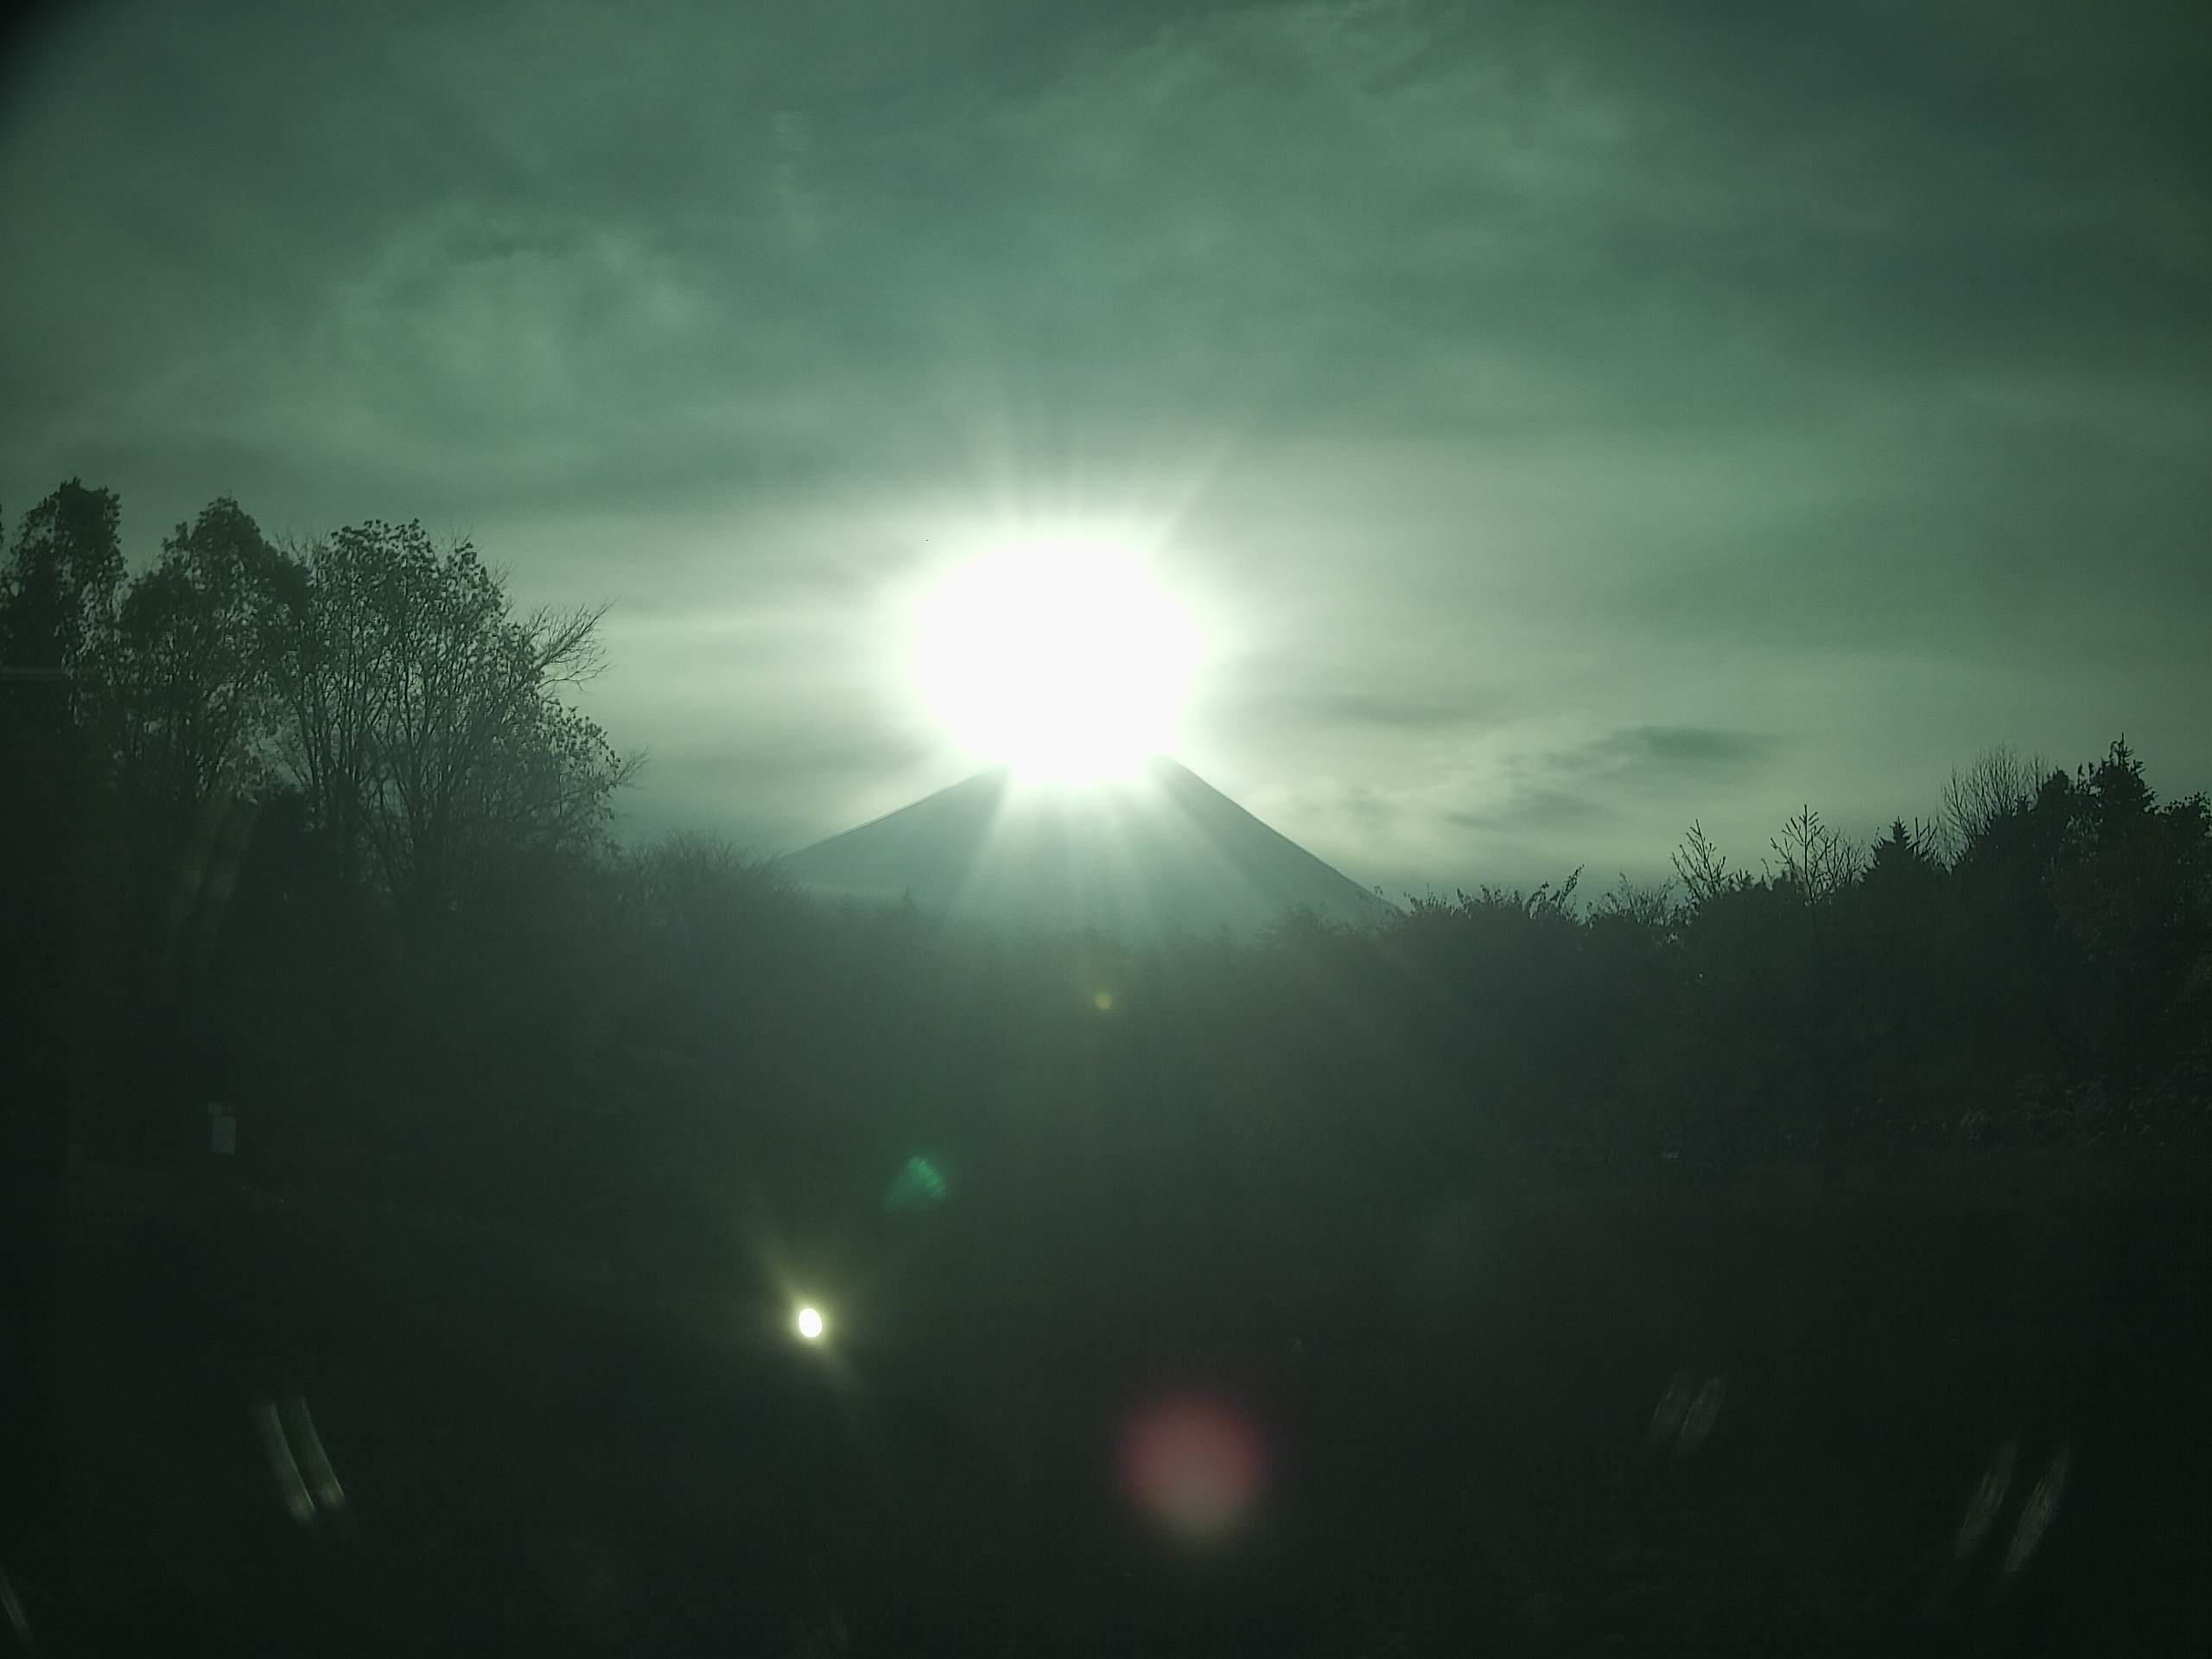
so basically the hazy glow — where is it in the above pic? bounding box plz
[916,536,1198,782]
[1121,1395,1264,1546]
[794,1305,825,1341]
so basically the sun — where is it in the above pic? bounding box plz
[914,533,1198,783]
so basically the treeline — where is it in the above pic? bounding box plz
[5,481,2208,1255]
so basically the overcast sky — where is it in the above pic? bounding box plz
[3,0,2206,896]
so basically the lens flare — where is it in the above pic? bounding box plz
[1121,1395,1265,1546]
[883,1154,950,1212]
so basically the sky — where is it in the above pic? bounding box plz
[3,0,2206,899]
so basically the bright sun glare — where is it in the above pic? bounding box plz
[916,536,1198,784]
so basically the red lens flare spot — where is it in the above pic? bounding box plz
[1120,1395,1265,1544]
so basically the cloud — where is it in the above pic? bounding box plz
[1292,692,1485,732]
[1441,724,1774,835]
[2,0,2204,883]
[1447,787,1616,835]
[1580,726,1777,775]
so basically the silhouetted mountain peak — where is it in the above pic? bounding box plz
[779,757,1395,941]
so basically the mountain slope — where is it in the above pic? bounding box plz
[778,759,1395,941]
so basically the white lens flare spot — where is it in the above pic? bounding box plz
[915,536,1198,783]
[794,1305,826,1342]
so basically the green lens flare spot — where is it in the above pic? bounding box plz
[883,1154,949,1212]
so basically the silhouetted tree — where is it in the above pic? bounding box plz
[270,520,637,918]
[1,482,127,1136]
[0,478,123,695]
[89,500,302,932]
[1940,743,2049,864]
[1765,804,1860,905]
[2046,739,2212,1103]
[1672,819,1751,907]
[1862,817,1941,892]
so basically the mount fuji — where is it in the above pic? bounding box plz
[779,758,1396,942]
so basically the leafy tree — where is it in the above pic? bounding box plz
[1942,766,2080,1099]
[2047,739,2212,1100]
[0,478,124,694]
[94,498,302,839]
[270,520,637,916]
[1,482,127,1131]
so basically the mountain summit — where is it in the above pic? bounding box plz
[779,759,1396,941]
